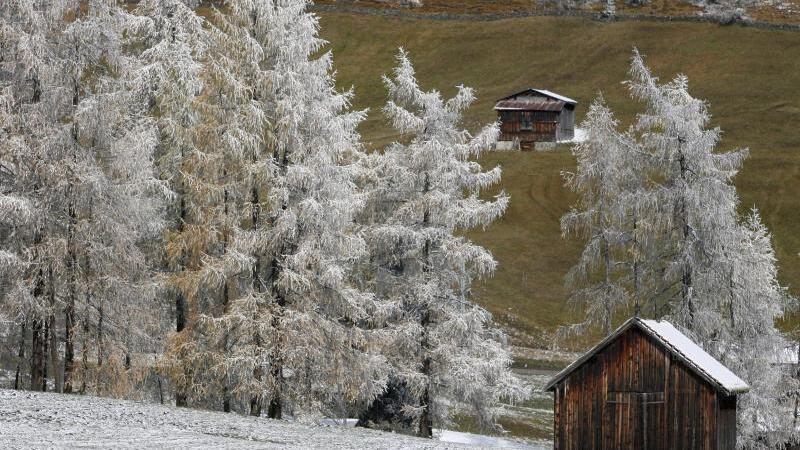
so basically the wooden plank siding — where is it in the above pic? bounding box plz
[553,327,736,450]
[498,110,558,145]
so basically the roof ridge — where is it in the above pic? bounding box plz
[544,317,749,395]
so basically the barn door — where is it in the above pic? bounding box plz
[607,392,665,450]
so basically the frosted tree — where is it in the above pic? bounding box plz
[359,50,528,437]
[0,0,73,394]
[0,0,167,396]
[242,0,389,420]
[625,51,795,448]
[626,49,748,328]
[715,211,798,449]
[159,0,389,419]
[131,0,209,408]
[156,3,264,412]
[560,97,641,337]
[0,73,36,391]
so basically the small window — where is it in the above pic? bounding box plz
[520,112,533,131]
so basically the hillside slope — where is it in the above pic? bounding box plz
[318,13,800,347]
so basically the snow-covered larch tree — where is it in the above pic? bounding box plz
[130,0,209,408]
[0,0,167,397]
[560,97,641,337]
[626,49,749,328]
[242,0,389,420]
[625,50,795,448]
[716,210,798,449]
[160,0,389,419]
[157,3,265,412]
[359,49,529,437]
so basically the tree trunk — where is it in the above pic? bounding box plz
[418,306,433,438]
[266,239,286,419]
[64,200,78,394]
[96,304,103,389]
[418,379,433,438]
[47,265,62,393]
[267,384,282,419]
[267,149,291,420]
[418,173,434,438]
[222,186,231,414]
[174,292,188,407]
[14,322,26,390]
[63,297,75,393]
[42,320,49,391]
[48,312,61,393]
[249,184,262,417]
[30,268,46,391]
[80,295,90,395]
[602,236,612,336]
[30,320,44,391]
[677,147,695,325]
[632,216,641,317]
[221,282,231,413]
[174,187,188,408]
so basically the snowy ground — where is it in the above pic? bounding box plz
[557,127,587,144]
[0,389,550,449]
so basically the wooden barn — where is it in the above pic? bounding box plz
[545,317,750,450]
[494,88,577,149]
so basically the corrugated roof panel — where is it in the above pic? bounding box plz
[531,89,578,105]
[494,100,564,111]
[498,88,578,105]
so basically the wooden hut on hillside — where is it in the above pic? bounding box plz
[494,88,577,150]
[544,317,750,450]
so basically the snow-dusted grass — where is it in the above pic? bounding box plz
[0,389,550,449]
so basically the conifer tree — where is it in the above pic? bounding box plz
[158,2,264,411]
[131,0,209,407]
[0,0,167,395]
[561,97,640,337]
[360,50,528,437]
[244,0,389,419]
[564,50,797,448]
[626,49,749,327]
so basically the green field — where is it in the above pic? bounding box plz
[319,13,800,348]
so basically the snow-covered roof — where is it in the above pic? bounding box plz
[494,99,565,111]
[497,88,578,105]
[544,317,750,395]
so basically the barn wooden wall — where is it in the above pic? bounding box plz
[556,105,576,141]
[553,328,737,450]
[498,110,558,145]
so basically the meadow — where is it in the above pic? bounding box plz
[319,13,800,348]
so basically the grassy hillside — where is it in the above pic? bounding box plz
[318,13,800,348]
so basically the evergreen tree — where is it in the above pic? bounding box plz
[561,97,640,337]
[131,0,209,407]
[0,0,167,396]
[360,50,528,437]
[245,0,389,420]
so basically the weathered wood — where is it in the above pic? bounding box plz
[495,90,576,147]
[552,327,739,450]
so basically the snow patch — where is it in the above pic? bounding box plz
[437,429,546,449]
[558,127,587,144]
[318,419,549,449]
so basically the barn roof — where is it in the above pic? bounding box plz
[498,88,578,105]
[544,317,750,395]
[494,99,565,111]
